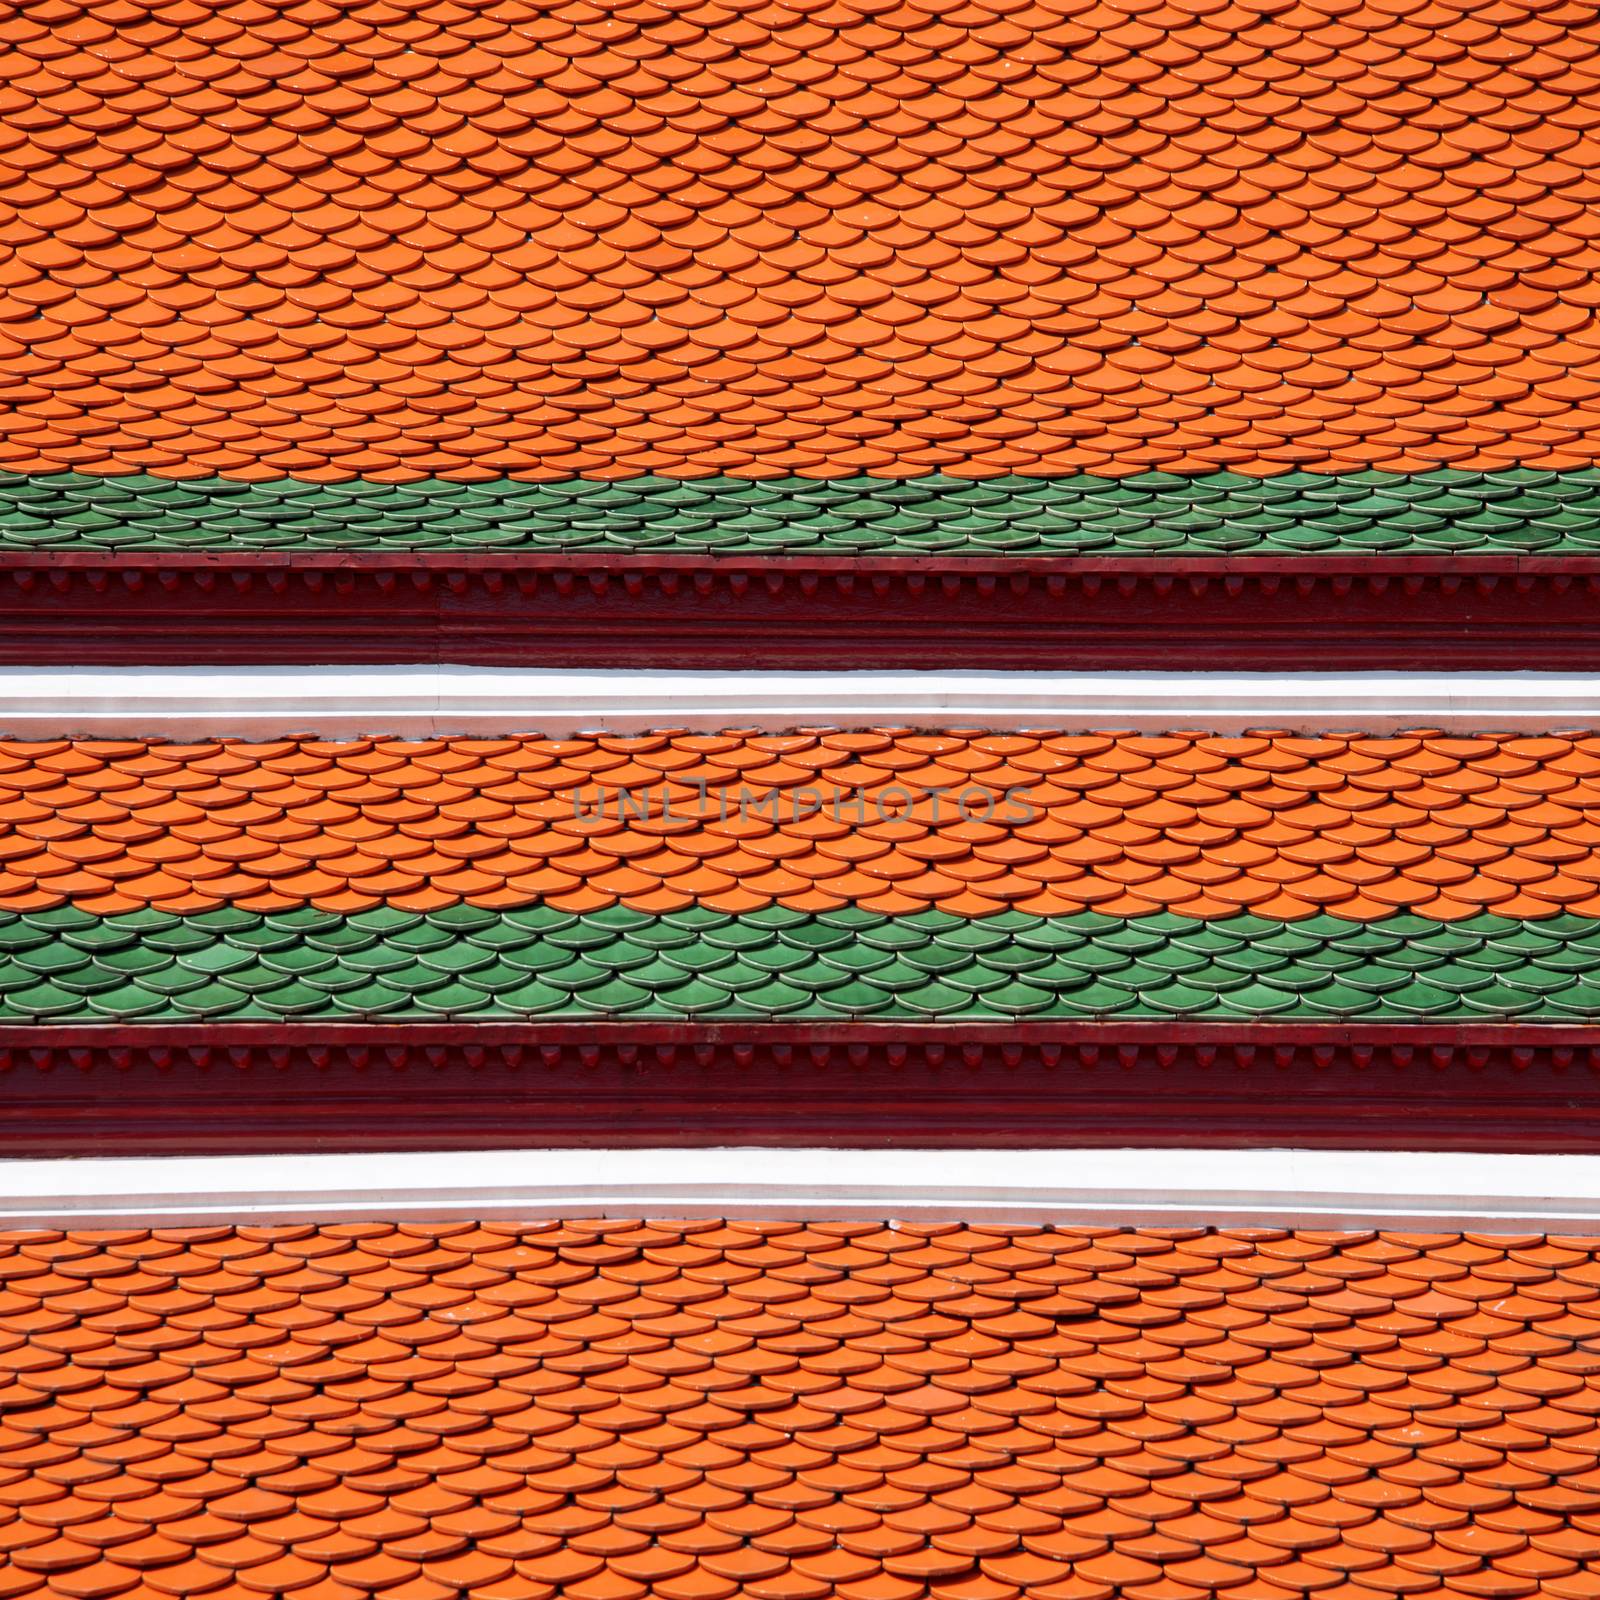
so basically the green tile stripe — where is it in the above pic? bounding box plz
[6,468,1600,556]
[5,904,1600,1023]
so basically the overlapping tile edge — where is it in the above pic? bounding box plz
[3,1224,1600,1600]
[6,472,1600,557]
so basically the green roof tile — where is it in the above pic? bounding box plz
[9,467,1600,555]
[6,906,1600,1024]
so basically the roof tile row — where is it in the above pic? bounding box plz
[1,734,1600,923]
[1,905,1598,1022]
[6,470,1600,557]
[2,1225,1600,1600]
[3,0,1600,477]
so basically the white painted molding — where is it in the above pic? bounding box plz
[0,1147,1597,1229]
[0,667,1599,736]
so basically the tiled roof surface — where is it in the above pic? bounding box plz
[5,1223,1600,1600]
[3,0,1600,481]
[0,734,1599,1021]
[3,734,1600,923]
[6,471,1600,557]
[5,905,1600,1022]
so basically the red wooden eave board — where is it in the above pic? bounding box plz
[3,1020,1598,1158]
[3,553,1599,669]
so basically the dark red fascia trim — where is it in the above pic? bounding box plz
[4,552,1600,670]
[4,1020,1598,1158]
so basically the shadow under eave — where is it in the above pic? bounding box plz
[3,553,1600,670]
[4,1019,1599,1157]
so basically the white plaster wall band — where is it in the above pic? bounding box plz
[2,667,1600,735]
[0,1147,1597,1229]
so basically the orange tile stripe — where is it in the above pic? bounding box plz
[1,0,1599,480]
[6,733,1600,921]
[6,1222,1600,1600]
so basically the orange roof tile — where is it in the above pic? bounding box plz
[0,0,1598,479]
[1,1226,1600,1600]
[0,733,1598,921]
